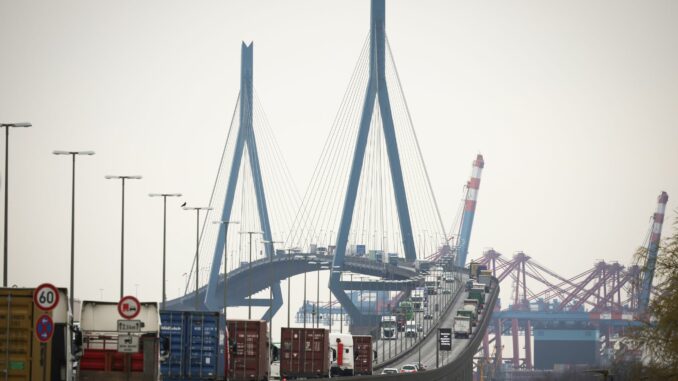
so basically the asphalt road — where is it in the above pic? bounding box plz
[372,275,468,369]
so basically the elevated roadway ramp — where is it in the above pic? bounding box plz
[166,253,419,312]
[356,277,499,381]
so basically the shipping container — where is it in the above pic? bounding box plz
[78,300,159,381]
[468,289,485,309]
[227,320,269,381]
[0,288,72,381]
[534,329,600,369]
[160,310,220,380]
[352,335,373,376]
[280,327,329,379]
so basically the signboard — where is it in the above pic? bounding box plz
[117,334,140,353]
[33,283,60,311]
[117,295,141,320]
[35,314,54,342]
[117,319,142,332]
[438,328,452,351]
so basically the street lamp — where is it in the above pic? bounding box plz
[286,247,300,328]
[1,122,31,286]
[309,261,329,328]
[149,193,182,309]
[213,220,240,320]
[53,151,94,312]
[183,206,212,310]
[105,175,142,298]
[239,231,262,319]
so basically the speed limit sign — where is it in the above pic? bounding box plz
[33,283,60,311]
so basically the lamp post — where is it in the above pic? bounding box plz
[183,206,212,310]
[105,175,142,298]
[240,231,263,319]
[309,261,329,328]
[149,193,182,309]
[1,122,31,287]
[213,220,239,320]
[53,151,94,311]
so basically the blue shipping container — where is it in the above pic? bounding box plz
[160,310,221,380]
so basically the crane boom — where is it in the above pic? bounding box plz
[638,191,669,312]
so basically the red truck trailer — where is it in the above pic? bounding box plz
[226,319,269,381]
[280,327,330,379]
[353,335,373,375]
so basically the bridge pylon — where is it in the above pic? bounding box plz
[330,0,418,328]
[202,42,283,320]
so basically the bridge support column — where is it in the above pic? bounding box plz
[511,318,520,369]
[525,320,532,369]
[495,318,503,364]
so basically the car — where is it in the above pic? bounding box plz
[442,289,451,295]
[400,365,417,373]
[424,313,433,320]
[414,363,427,371]
[381,368,399,374]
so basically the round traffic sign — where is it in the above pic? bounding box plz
[33,283,60,311]
[35,314,54,342]
[117,295,141,320]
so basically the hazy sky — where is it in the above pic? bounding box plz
[1,0,677,324]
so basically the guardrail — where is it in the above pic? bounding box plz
[354,277,500,381]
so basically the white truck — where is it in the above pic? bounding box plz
[454,315,472,339]
[330,332,355,376]
[404,320,418,338]
[425,275,438,295]
[380,316,398,340]
[411,289,425,312]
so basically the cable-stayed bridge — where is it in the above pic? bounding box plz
[167,0,496,378]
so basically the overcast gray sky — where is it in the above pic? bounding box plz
[1,0,677,325]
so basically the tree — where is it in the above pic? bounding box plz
[626,211,678,379]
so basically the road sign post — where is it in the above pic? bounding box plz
[117,295,141,320]
[437,328,452,368]
[35,314,54,342]
[34,283,60,311]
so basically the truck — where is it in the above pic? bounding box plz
[352,336,373,376]
[280,327,330,379]
[160,310,221,380]
[367,250,384,263]
[1,287,73,381]
[478,270,492,291]
[79,300,160,381]
[397,300,414,321]
[380,316,397,340]
[226,319,269,381]
[425,276,438,295]
[468,288,485,311]
[410,289,425,312]
[330,333,354,376]
[453,315,472,339]
[469,261,487,279]
[404,320,418,338]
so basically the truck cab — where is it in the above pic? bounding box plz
[380,316,397,340]
[404,320,418,338]
[330,333,354,376]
